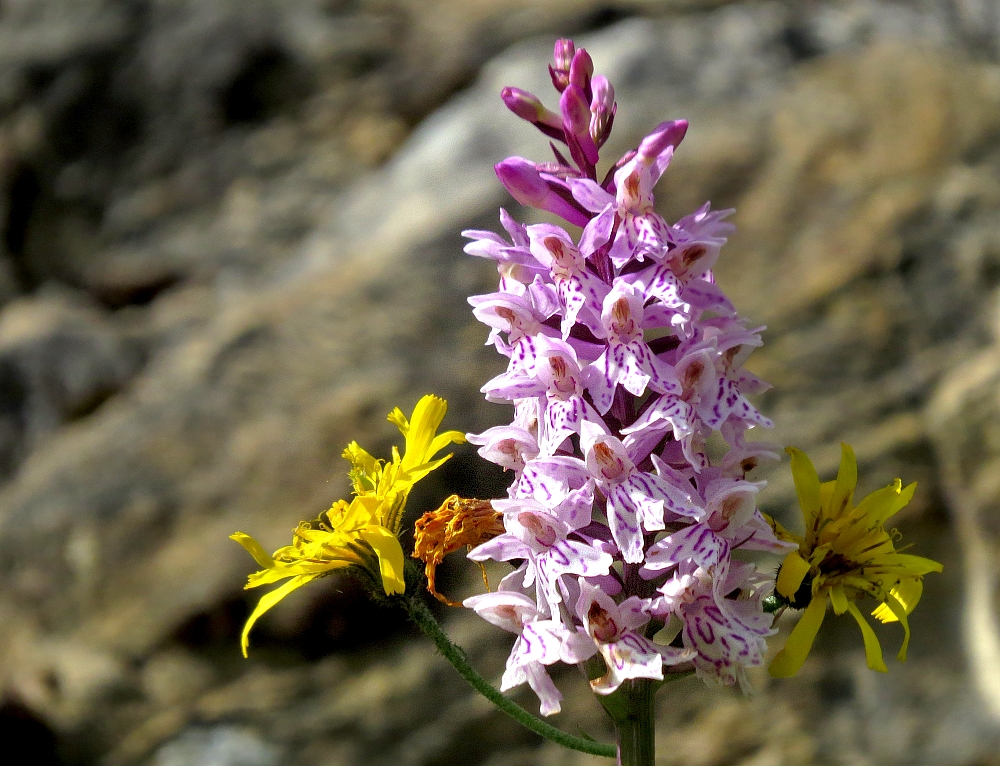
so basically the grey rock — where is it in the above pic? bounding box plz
[0,288,145,478]
[152,726,281,766]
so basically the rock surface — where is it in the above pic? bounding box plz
[1,1,1000,765]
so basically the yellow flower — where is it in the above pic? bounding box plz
[767,444,942,677]
[231,394,465,657]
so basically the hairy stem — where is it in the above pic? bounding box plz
[403,593,616,758]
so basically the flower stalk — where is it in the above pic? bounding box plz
[606,679,656,766]
[401,584,616,758]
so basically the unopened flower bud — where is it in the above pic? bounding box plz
[637,119,688,163]
[501,86,564,138]
[549,39,576,92]
[560,85,600,170]
[569,48,594,93]
[494,157,590,225]
[495,157,550,206]
[560,85,591,135]
[553,38,575,72]
[589,75,616,146]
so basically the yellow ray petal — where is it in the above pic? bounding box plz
[769,595,828,677]
[878,592,911,661]
[246,559,351,588]
[885,554,944,577]
[873,578,923,623]
[829,443,857,519]
[230,532,276,570]
[870,481,917,526]
[359,526,406,595]
[786,447,822,529]
[817,481,835,514]
[241,574,315,657]
[829,585,850,615]
[397,454,456,488]
[846,602,887,672]
[429,430,467,457]
[396,395,448,470]
[776,550,811,599]
[848,481,903,525]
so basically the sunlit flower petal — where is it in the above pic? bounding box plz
[767,444,941,677]
[769,596,826,678]
[232,395,463,655]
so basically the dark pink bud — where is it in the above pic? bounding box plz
[494,157,591,226]
[637,119,688,162]
[549,65,569,93]
[569,48,594,91]
[561,85,600,170]
[589,75,616,146]
[495,157,548,206]
[553,39,575,72]
[549,39,575,92]
[501,87,563,132]
[560,85,591,136]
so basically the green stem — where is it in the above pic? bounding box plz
[607,679,656,766]
[403,593,617,759]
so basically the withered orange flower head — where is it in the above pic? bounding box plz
[412,495,503,606]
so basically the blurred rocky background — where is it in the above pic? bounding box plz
[1,0,999,764]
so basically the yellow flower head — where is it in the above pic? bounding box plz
[767,444,942,678]
[231,394,465,657]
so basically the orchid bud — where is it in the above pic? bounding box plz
[495,157,548,206]
[589,75,616,146]
[559,85,591,136]
[569,48,594,93]
[549,39,575,92]
[560,84,600,169]
[637,119,688,163]
[494,157,590,226]
[501,86,564,139]
[553,39,575,72]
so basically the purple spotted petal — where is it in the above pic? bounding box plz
[645,524,727,571]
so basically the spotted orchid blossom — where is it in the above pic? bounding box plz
[643,478,763,571]
[719,425,781,478]
[568,120,688,268]
[526,223,608,338]
[643,474,793,574]
[463,209,546,294]
[653,557,776,691]
[482,335,601,455]
[564,580,695,694]
[581,420,702,563]
[513,453,593,506]
[469,484,612,615]
[584,281,681,415]
[666,202,735,280]
[469,290,557,363]
[464,589,572,716]
[411,36,930,743]
[466,424,539,473]
[453,39,786,714]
